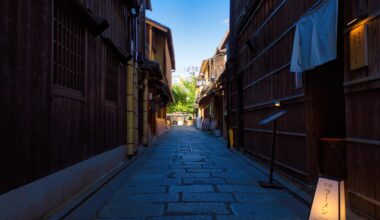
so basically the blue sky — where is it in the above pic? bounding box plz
[147,0,229,79]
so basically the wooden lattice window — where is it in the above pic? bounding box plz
[106,49,119,103]
[53,1,85,92]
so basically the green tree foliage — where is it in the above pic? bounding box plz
[168,76,196,114]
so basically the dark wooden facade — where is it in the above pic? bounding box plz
[344,1,380,218]
[228,0,380,218]
[196,34,228,135]
[0,0,146,194]
[229,0,345,184]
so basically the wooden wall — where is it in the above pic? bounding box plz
[344,0,380,218]
[229,0,348,184]
[0,0,129,194]
[153,31,166,76]
[229,0,380,217]
[230,0,321,182]
[0,0,53,194]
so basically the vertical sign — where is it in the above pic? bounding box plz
[350,25,368,70]
[309,177,346,220]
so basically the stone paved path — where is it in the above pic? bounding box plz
[95,126,308,220]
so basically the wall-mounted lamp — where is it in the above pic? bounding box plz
[196,79,206,87]
[346,18,358,26]
[309,177,346,220]
[126,0,141,17]
[274,101,281,108]
[346,14,368,27]
[130,8,138,16]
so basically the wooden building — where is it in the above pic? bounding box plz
[344,1,380,218]
[196,59,213,123]
[228,0,344,182]
[196,32,229,137]
[140,18,175,142]
[228,0,379,218]
[0,0,152,218]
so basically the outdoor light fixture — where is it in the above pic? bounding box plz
[309,177,346,220]
[346,14,368,27]
[130,8,137,16]
[258,109,289,189]
[196,79,206,87]
[126,0,141,17]
[274,101,281,107]
[346,18,358,26]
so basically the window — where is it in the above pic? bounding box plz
[106,49,119,102]
[295,72,303,89]
[53,1,85,92]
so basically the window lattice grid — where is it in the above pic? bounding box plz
[106,49,119,103]
[53,2,85,91]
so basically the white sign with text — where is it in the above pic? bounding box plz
[309,177,346,220]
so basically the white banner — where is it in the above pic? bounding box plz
[290,0,338,72]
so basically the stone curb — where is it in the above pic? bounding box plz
[46,130,171,219]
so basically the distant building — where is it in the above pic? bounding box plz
[173,66,200,85]
[196,31,229,138]
[143,18,175,140]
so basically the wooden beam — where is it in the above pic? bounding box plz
[237,0,288,55]
[244,128,306,138]
[243,93,305,111]
[343,74,380,87]
[346,137,380,147]
[146,19,168,33]
[243,62,290,90]
[348,190,380,208]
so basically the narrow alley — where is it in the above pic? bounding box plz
[61,126,308,219]
[2,0,380,219]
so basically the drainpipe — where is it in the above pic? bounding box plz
[126,60,135,157]
[142,71,149,146]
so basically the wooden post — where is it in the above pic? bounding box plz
[126,61,135,156]
[258,109,288,189]
[269,120,277,184]
[237,72,244,151]
[133,63,139,150]
[226,61,233,148]
[142,72,149,146]
[258,119,281,189]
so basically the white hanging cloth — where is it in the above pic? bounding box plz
[290,0,339,72]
